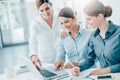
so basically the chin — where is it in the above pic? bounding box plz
[90,25,96,29]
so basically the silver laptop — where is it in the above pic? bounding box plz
[19,56,68,80]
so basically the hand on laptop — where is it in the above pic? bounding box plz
[71,66,80,76]
[55,60,64,70]
[30,55,41,69]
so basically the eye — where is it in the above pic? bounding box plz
[64,20,69,23]
[40,10,43,12]
[60,22,63,25]
[45,7,50,10]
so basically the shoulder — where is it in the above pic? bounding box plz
[115,24,120,32]
[30,16,43,29]
[31,16,42,24]
[80,27,94,38]
[110,21,120,35]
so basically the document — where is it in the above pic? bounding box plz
[70,68,97,80]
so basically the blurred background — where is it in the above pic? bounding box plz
[0,0,120,74]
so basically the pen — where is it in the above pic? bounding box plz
[57,75,70,80]
[85,74,95,80]
[69,62,74,67]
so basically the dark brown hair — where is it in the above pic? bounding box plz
[36,0,52,9]
[58,7,74,18]
[84,0,112,18]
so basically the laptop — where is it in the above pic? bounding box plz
[19,56,68,80]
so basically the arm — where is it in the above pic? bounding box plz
[55,38,66,70]
[78,40,96,71]
[29,21,38,57]
[110,34,120,73]
[56,38,66,62]
[29,21,41,67]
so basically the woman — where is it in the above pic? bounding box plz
[72,0,120,76]
[55,7,92,70]
[29,0,61,68]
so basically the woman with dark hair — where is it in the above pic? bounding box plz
[29,0,62,68]
[72,0,120,76]
[55,7,92,70]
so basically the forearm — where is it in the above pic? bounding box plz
[78,59,94,71]
[29,37,38,57]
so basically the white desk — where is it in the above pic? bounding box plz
[0,63,120,80]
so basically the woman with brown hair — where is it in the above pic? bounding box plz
[72,0,120,76]
[29,0,62,68]
[55,7,92,70]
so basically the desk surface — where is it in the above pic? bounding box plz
[0,63,120,80]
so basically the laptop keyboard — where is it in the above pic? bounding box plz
[39,69,57,78]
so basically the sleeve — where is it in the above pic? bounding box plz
[78,39,96,71]
[110,64,120,73]
[29,21,38,57]
[110,34,120,73]
[56,38,66,62]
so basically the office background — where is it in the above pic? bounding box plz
[0,0,120,74]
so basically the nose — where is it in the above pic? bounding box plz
[43,10,48,15]
[86,20,89,24]
[62,23,67,28]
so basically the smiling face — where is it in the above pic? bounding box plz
[59,17,76,32]
[85,13,103,29]
[39,2,53,20]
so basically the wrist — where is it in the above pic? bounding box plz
[104,67,111,74]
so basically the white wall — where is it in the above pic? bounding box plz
[76,0,120,25]
[25,0,120,25]
[100,0,120,25]
[25,2,38,23]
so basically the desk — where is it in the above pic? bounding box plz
[0,63,120,80]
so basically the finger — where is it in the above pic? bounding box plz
[65,63,73,68]
[36,62,41,69]
[73,71,79,76]
[55,63,60,70]
[33,61,35,65]
[65,64,68,68]
[62,65,65,70]
[74,70,79,73]
[60,64,64,70]
[35,61,38,67]
[38,59,41,66]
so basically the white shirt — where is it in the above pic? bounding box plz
[29,15,62,63]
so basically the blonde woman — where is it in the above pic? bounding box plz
[72,0,120,76]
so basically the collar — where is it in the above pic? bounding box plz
[93,21,117,38]
[66,24,83,37]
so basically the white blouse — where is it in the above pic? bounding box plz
[29,15,62,63]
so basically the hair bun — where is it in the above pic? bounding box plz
[104,5,112,17]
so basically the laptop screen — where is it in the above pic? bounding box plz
[39,69,57,78]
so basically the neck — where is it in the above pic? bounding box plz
[44,17,53,28]
[99,19,109,33]
[70,24,79,38]
[99,19,109,38]
[44,16,52,22]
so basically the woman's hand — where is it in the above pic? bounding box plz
[60,31,66,39]
[30,55,41,69]
[90,67,111,75]
[55,60,64,70]
[65,62,79,69]
[71,66,80,76]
